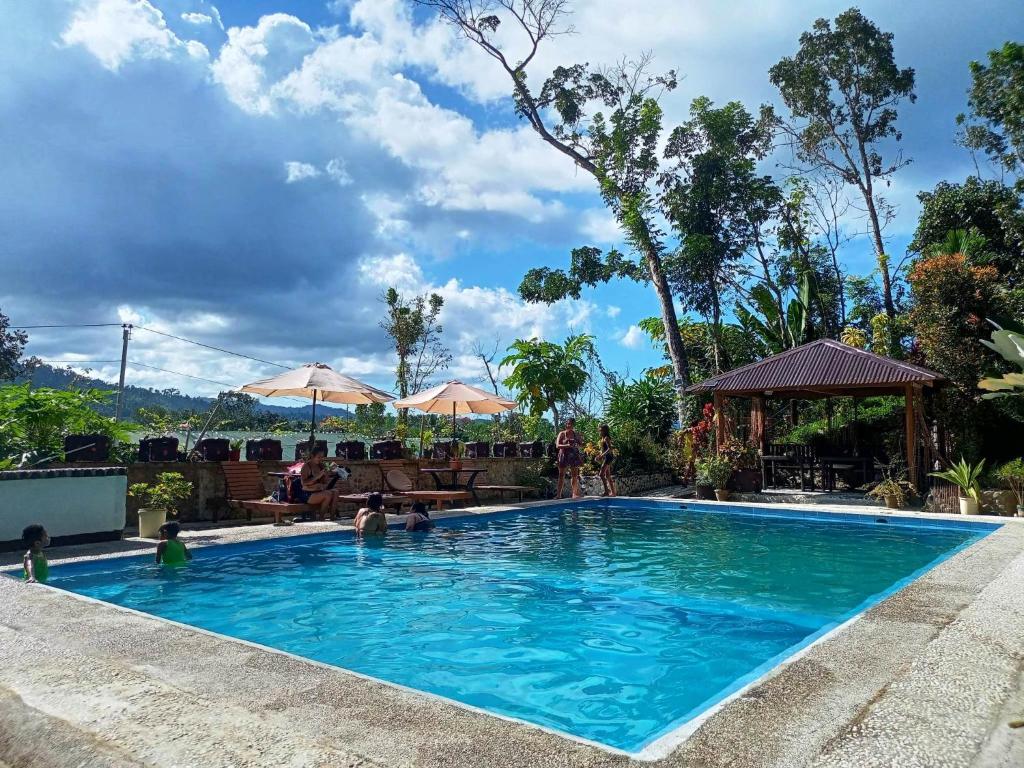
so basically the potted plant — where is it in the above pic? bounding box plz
[930,457,985,515]
[450,440,463,471]
[995,458,1024,517]
[228,438,243,462]
[129,472,194,538]
[697,455,734,501]
[868,478,906,509]
[693,456,715,499]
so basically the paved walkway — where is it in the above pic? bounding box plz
[0,500,1021,767]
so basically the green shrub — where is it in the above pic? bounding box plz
[128,472,193,515]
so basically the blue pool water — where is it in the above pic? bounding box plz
[46,501,995,753]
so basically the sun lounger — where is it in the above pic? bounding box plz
[378,461,472,510]
[474,484,536,503]
[221,462,313,525]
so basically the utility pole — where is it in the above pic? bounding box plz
[114,323,131,422]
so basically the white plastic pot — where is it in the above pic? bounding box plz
[137,507,167,538]
[958,496,979,516]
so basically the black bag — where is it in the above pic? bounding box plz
[64,434,111,462]
[246,439,283,461]
[295,440,328,460]
[335,441,366,461]
[197,438,230,462]
[139,436,178,462]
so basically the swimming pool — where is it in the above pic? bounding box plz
[44,500,996,755]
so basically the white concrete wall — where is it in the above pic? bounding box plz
[0,475,127,542]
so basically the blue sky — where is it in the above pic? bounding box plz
[1,0,1021,403]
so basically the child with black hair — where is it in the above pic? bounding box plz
[405,501,434,532]
[156,521,192,565]
[21,524,49,583]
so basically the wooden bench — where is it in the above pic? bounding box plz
[475,485,536,503]
[221,462,313,526]
[379,461,472,511]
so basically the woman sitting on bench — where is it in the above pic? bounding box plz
[298,447,340,520]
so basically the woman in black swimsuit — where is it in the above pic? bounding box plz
[598,423,617,497]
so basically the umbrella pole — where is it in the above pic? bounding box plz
[452,402,456,445]
[310,390,317,449]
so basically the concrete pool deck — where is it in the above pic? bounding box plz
[0,498,1022,767]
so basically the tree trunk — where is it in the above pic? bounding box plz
[550,401,560,434]
[647,250,692,425]
[860,171,897,355]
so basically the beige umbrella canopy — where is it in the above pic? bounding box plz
[241,362,394,445]
[393,380,517,437]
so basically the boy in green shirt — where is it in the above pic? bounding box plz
[22,524,50,583]
[156,522,192,565]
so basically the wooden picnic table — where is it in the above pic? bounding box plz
[419,467,487,506]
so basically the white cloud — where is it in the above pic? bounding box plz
[62,0,192,71]
[582,208,623,245]
[606,306,622,318]
[181,12,213,26]
[284,161,320,183]
[325,157,353,186]
[619,325,646,349]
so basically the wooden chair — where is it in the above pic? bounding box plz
[221,462,314,526]
[378,460,472,511]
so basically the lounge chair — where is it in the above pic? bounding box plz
[378,460,472,511]
[221,462,313,525]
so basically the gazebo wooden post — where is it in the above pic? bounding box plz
[905,384,918,489]
[750,396,766,450]
[713,391,727,450]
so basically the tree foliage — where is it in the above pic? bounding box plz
[770,8,916,341]
[0,308,28,381]
[661,97,778,370]
[604,375,676,440]
[500,334,594,431]
[380,287,450,423]
[958,41,1024,191]
[0,384,130,467]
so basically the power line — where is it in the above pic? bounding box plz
[128,360,239,390]
[135,326,291,370]
[127,360,311,406]
[13,323,123,329]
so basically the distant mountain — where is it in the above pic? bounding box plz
[19,365,354,420]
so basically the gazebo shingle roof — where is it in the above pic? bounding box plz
[686,339,945,398]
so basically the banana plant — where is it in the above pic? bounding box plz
[979,323,1024,399]
[736,272,816,353]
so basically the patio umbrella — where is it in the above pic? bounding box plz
[393,380,517,440]
[241,362,395,446]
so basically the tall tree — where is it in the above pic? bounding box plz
[0,308,28,381]
[500,334,594,431]
[417,0,693,423]
[660,97,779,371]
[770,8,916,351]
[380,288,451,426]
[912,177,1024,287]
[958,41,1024,191]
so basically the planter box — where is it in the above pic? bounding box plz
[0,467,127,551]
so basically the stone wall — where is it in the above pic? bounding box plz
[121,458,547,527]
[579,471,673,497]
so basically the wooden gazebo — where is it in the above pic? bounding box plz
[686,339,946,487]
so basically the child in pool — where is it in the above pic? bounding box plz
[22,524,49,583]
[405,501,434,532]
[156,521,192,565]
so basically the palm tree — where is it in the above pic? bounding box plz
[501,335,594,432]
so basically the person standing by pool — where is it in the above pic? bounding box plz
[356,492,388,536]
[156,522,192,565]
[598,423,617,497]
[555,417,583,499]
[21,524,49,584]
[299,447,340,520]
